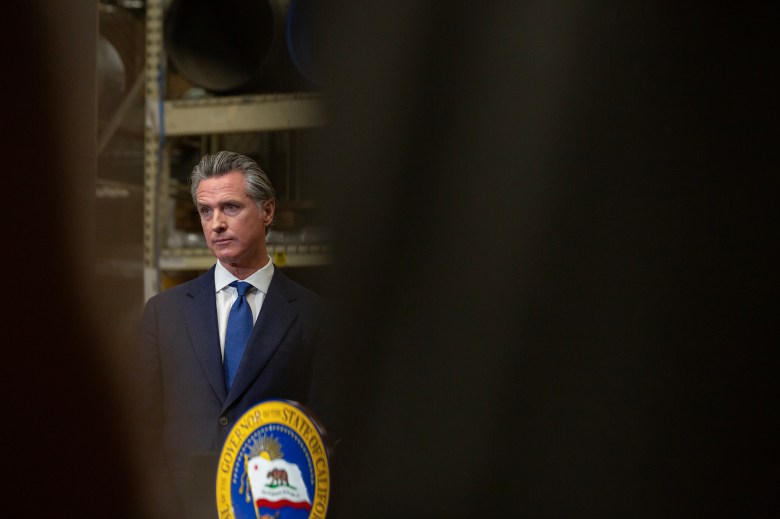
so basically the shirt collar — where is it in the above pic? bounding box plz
[214,256,275,294]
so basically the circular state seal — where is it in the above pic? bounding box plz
[216,399,331,519]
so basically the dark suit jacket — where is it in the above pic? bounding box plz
[134,265,333,519]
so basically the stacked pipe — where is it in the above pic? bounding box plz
[164,0,322,95]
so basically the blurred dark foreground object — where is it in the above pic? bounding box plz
[314,2,778,517]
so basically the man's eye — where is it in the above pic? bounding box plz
[224,204,240,215]
[199,207,212,217]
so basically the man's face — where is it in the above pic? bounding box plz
[195,171,275,270]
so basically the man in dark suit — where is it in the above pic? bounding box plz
[133,151,334,519]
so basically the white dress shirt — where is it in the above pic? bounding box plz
[214,257,275,359]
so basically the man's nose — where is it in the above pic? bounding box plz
[210,210,227,231]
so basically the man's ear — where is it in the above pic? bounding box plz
[262,199,276,227]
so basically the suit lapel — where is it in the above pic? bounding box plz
[183,267,228,403]
[224,269,297,408]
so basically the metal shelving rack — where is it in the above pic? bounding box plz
[143,0,328,300]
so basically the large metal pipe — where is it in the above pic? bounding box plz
[164,0,304,94]
[286,0,324,88]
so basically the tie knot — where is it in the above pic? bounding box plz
[230,280,253,297]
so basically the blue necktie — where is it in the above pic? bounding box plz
[224,281,253,390]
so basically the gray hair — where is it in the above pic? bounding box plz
[189,151,276,208]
